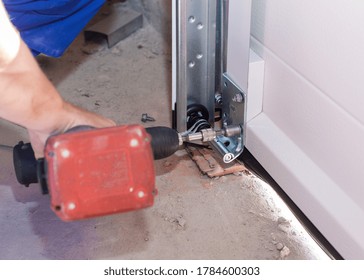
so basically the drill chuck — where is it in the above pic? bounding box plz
[181,125,242,143]
[145,126,180,160]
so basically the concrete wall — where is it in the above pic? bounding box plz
[129,0,172,40]
[248,0,364,258]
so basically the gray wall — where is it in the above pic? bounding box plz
[128,0,172,40]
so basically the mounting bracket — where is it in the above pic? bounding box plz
[172,0,247,163]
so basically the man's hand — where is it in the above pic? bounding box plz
[0,1,116,158]
[28,102,116,158]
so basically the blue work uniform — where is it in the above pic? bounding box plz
[3,0,105,57]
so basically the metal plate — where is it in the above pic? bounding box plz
[84,6,143,48]
[212,73,246,163]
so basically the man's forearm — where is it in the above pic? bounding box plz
[0,1,65,132]
[0,40,65,132]
[0,1,20,69]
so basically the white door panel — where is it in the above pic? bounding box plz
[251,0,364,124]
[250,37,364,204]
[226,0,252,93]
[246,112,364,259]
[238,1,364,259]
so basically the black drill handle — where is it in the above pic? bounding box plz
[13,126,181,187]
[13,141,39,186]
[13,125,95,188]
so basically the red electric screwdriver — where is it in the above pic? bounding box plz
[13,125,181,221]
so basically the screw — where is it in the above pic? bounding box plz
[141,113,155,122]
[232,93,243,103]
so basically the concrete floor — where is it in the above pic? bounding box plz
[0,6,329,260]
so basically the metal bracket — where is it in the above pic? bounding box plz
[211,73,246,163]
[173,0,247,163]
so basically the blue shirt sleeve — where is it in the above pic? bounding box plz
[4,0,105,57]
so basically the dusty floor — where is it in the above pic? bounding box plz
[0,7,329,260]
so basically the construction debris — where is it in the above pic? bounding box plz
[186,146,248,177]
[84,5,143,48]
[141,113,155,122]
[280,246,291,259]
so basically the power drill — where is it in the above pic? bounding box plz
[13,125,181,221]
[13,124,241,221]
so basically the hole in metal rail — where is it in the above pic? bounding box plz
[188,61,195,68]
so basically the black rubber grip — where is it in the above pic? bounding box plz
[12,125,94,188]
[13,141,38,186]
[146,126,180,160]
